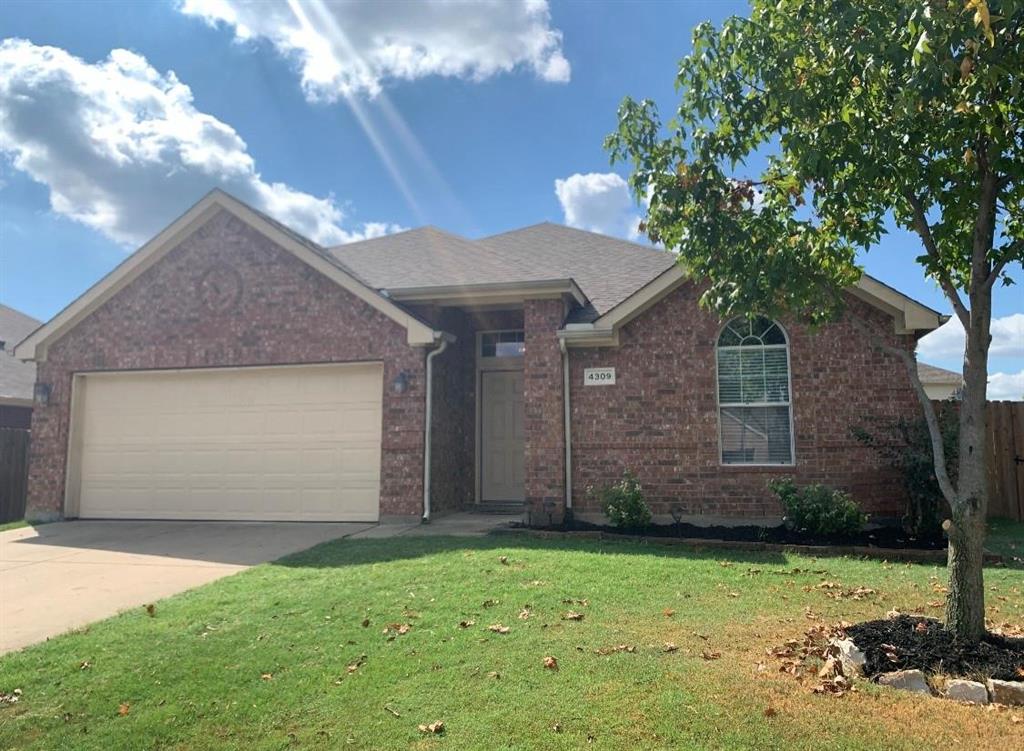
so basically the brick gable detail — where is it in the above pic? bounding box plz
[26,209,426,520]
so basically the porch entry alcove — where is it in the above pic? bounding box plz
[477,330,525,504]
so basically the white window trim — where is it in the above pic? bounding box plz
[715,318,796,467]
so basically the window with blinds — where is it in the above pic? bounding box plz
[716,316,794,465]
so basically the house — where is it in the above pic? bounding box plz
[15,190,945,524]
[918,362,963,401]
[0,304,41,429]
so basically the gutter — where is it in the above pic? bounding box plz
[422,333,454,522]
[560,338,573,516]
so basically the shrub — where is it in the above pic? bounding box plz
[598,471,652,531]
[768,477,868,538]
[851,404,958,540]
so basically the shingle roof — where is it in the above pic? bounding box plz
[0,304,41,402]
[917,362,962,385]
[329,222,675,317]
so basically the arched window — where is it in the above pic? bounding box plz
[716,316,793,465]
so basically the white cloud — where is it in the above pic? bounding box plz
[0,39,400,247]
[989,370,1024,401]
[554,172,642,240]
[918,313,1024,360]
[178,0,570,100]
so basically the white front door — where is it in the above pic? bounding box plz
[480,370,525,501]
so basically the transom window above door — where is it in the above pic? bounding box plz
[480,330,525,359]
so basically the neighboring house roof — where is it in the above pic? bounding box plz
[330,222,675,318]
[918,362,963,385]
[0,303,41,404]
[15,190,442,361]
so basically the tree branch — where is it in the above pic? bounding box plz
[848,315,959,507]
[903,191,971,329]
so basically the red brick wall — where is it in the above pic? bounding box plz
[568,283,919,520]
[26,209,427,520]
[524,299,566,520]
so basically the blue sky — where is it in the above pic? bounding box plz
[0,0,1020,396]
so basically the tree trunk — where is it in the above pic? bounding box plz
[944,262,992,642]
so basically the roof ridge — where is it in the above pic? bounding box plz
[479,221,669,257]
[329,225,476,252]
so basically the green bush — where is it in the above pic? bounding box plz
[598,471,652,531]
[768,477,867,538]
[851,404,957,539]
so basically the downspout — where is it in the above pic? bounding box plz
[560,338,573,519]
[422,335,450,523]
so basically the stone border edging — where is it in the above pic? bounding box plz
[490,527,1006,566]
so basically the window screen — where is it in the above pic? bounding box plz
[716,317,793,465]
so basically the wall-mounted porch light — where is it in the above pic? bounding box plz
[33,382,52,406]
[391,370,411,395]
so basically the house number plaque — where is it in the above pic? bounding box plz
[583,367,615,385]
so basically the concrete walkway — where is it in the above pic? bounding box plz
[0,512,515,655]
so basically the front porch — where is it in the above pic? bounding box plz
[413,299,569,520]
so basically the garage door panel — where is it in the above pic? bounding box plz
[74,364,383,521]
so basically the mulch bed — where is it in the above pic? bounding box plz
[845,615,1024,682]
[545,518,947,551]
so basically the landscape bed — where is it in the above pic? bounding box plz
[846,615,1024,682]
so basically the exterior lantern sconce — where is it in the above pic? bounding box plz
[33,382,52,406]
[391,370,410,395]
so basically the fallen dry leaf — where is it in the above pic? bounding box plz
[499,556,509,566]
[663,608,676,618]
[663,642,679,653]
[518,607,531,620]
[701,650,721,660]
[118,703,130,716]
[0,689,22,706]
[383,623,412,636]
[562,598,589,607]
[764,707,777,718]
[915,621,928,634]
[260,673,273,681]
[418,721,445,734]
[458,619,476,629]
[487,624,510,634]
[562,611,584,621]
[487,671,501,679]
[361,617,370,628]
[482,599,499,608]
[144,604,156,618]
[79,661,91,670]
[543,656,559,670]
[594,644,635,655]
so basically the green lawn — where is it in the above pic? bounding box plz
[1,530,1022,750]
[0,520,28,533]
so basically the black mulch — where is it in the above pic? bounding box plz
[539,518,947,551]
[845,615,1024,682]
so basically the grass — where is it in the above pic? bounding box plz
[987,517,1024,564]
[1,531,1022,750]
[0,520,28,533]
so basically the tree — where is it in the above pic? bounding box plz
[606,0,1022,642]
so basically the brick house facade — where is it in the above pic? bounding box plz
[17,190,943,524]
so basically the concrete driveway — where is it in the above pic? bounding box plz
[0,520,370,654]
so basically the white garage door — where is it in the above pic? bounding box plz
[71,363,383,521]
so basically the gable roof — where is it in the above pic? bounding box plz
[330,221,674,317]
[0,304,41,404]
[14,190,441,361]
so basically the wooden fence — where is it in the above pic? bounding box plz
[987,401,1024,521]
[0,428,30,523]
